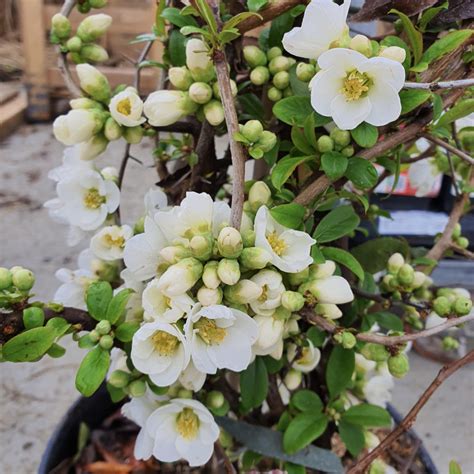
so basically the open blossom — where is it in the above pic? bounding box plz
[131,321,190,387]
[185,304,258,374]
[287,340,321,372]
[250,269,285,316]
[109,87,146,127]
[308,260,354,304]
[363,373,394,408]
[144,398,219,466]
[408,158,442,197]
[252,314,285,357]
[311,48,405,130]
[254,206,315,273]
[283,0,350,60]
[90,225,133,260]
[179,360,207,392]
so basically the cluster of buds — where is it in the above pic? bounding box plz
[51,13,111,64]
[316,126,354,157]
[0,266,36,308]
[450,223,469,250]
[234,120,277,159]
[432,288,472,318]
[243,45,296,102]
[381,253,427,297]
[86,320,115,349]
[76,0,108,14]
[348,33,406,63]
[360,342,410,379]
[108,368,148,398]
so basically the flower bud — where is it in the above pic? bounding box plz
[89,0,108,7]
[397,263,414,287]
[248,181,271,212]
[241,229,256,248]
[330,127,351,148]
[250,66,270,86]
[452,223,462,239]
[267,87,282,102]
[308,276,354,304]
[123,125,144,144]
[101,166,118,181]
[202,261,220,289]
[315,303,342,320]
[457,236,469,249]
[177,388,193,399]
[388,353,410,378]
[309,260,336,280]
[158,257,203,296]
[243,45,267,68]
[268,56,291,74]
[442,336,460,351]
[144,90,198,126]
[99,334,114,350]
[168,66,193,90]
[206,390,225,409]
[77,14,112,42]
[267,47,282,61]
[272,71,290,90]
[66,36,82,52]
[96,319,111,335]
[0,267,13,290]
[12,269,35,291]
[76,64,111,103]
[334,331,356,349]
[412,271,426,289]
[288,268,309,286]
[341,145,355,157]
[77,2,91,14]
[108,370,130,388]
[89,329,100,343]
[189,82,213,104]
[280,290,304,312]
[204,100,225,126]
[128,379,147,397]
[387,252,405,273]
[317,135,334,153]
[160,245,192,264]
[224,279,262,304]
[239,247,272,270]
[217,227,243,258]
[350,34,372,56]
[53,108,105,145]
[284,369,302,390]
[242,120,264,143]
[78,134,108,160]
[453,297,472,316]
[382,274,398,291]
[296,62,316,82]
[190,233,214,261]
[256,131,277,153]
[197,286,223,306]
[186,38,215,82]
[212,79,238,99]
[80,44,109,63]
[217,259,240,285]
[379,46,406,63]
[104,116,122,141]
[360,343,390,362]
[70,97,101,109]
[51,14,72,39]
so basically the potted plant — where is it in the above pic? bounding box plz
[1,0,473,472]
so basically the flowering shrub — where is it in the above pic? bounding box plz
[1,0,473,472]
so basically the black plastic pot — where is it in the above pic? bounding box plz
[39,385,439,474]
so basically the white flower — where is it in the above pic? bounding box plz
[157,258,203,297]
[408,158,442,197]
[185,304,258,374]
[355,353,377,373]
[144,187,168,217]
[144,90,196,126]
[254,206,315,273]
[55,169,120,231]
[283,0,350,60]
[142,277,194,323]
[145,398,219,466]
[287,340,321,372]
[48,146,94,182]
[53,109,101,145]
[119,268,145,322]
[310,275,354,304]
[90,225,133,260]
[132,321,190,386]
[311,48,405,130]
[110,87,146,127]
[253,314,285,356]
[250,269,285,316]
[179,360,207,392]
[77,134,108,161]
[363,374,394,408]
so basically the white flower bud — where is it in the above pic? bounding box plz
[78,134,108,160]
[168,66,193,90]
[224,279,262,304]
[217,258,240,285]
[379,46,406,63]
[296,62,315,82]
[203,100,225,126]
[189,82,213,104]
[268,56,291,74]
[53,108,104,145]
[239,247,272,270]
[197,286,223,306]
[66,36,82,52]
[309,260,336,280]
[80,44,109,63]
[144,90,198,126]
[104,117,122,141]
[309,276,354,304]
[242,120,264,143]
[284,369,302,390]
[77,14,112,42]
[157,257,203,296]
[217,227,243,258]
[412,271,426,289]
[202,261,220,289]
[69,97,100,109]
[123,125,143,144]
[160,245,192,264]
[76,64,111,103]
[101,166,118,181]
[248,181,271,211]
[315,303,342,319]
[186,38,215,82]
[189,234,213,261]
[350,34,372,56]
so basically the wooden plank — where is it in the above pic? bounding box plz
[0,90,27,141]
[19,0,51,121]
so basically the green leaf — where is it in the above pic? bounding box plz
[194,0,218,34]
[223,12,263,29]
[342,403,391,427]
[283,413,328,454]
[291,390,323,413]
[449,460,463,474]
[115,321,140,342]
[240,357,268,409]
[303,114,318,149]
[46,317,71,337]
[291,126,314,155]
[390,9,423,64]
[420,30,473,66]
[218,28,241,45]
[263,355,285,374]
[268,10,296,48]
[289,65,310,97]
[418,2,448,32]
[105,288,134,324]
[321,247,364,281]
[75,346,110,397]
[161,7,199,28]
[247,0,268,13]
[239,93,265,121]
[107,382,127,403]
[326,346,355,398]
[311,244,326,264]
[431,93,443,122]
[3,327,56,362]
[284,462,306,474]
[47,343,66,358]
[437,99,474,128]
[306,326,326,347]
[350,123,378,148]
[345,157,378,189]
[321,151,348,181]
[270,203,305,229]
[180,25,210,37]
[86,281,113,321]
[338,421,365,457]
[23,307,45,330]
[351,237,409,274]
[168,30,187,66]
[367,311,403,331]
[271,155,313,190]
[313,206,360,244]
[273,96,314,127]
[400,89,431,114]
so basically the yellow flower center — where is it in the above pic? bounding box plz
[152,330,179,356]
[104,234,125,248]
[117,98,132,116]
[83,188,106,209]
[194,317,226,345]
[341,70,371,101]
[258,284,269,302]
[176,408,200,440]
[298,347,311,364]
[267,231,287,256]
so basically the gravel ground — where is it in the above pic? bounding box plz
[0,124,473,473]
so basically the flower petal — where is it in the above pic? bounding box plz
[330,94,371,130]
[366,80,402,127]
[310,68,346,117]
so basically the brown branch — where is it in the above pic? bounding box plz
[348,350,474,474]
[450,243,474,260]
[421,132,474,166]
[404,78,474,91]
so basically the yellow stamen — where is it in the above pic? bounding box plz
[176,408,200,439]
[267,231,287,256]
[104,234,125,249]
[258,284,269,302]
[195,317,226,345]
[341,70,371,101]
[152,330,179,356]
[117,98,132,116]
[83,188,106,209]
[298,347,311,364]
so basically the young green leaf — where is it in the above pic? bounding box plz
[161,7,199,28]
[420,30,472,66]
[291,390,324,413]
[115,321,140,342]
[240,357,268,409]
[270,203,306,229]
[390,9,423,64]
[437,99,474,128]
[291,126,315,155]
[168,30,187,66]
[284,462,306,474]
[342,403,391,427]
[418,2,448,32]
[306,326,326,347]
[194,0,218,34]
[321,247,364,281]
[47,343,66,358]
[326,346,355,398]
[338,420,365,457]
[283,413,328,454]
[46,317,71,337]
[271,155,313,190]
[86,281,113,321]
[321,151,348,181]
[273,96,314,127]
[366,311,403,332]
[345,157,378,189]
[246,0,268,13]
[313,206,360,243]
[2,327,56,362]
[449,460,463,474]
[399,89,431,114]
[350,123,378,148]
[75,346,110,397]
[105,288,134,324]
